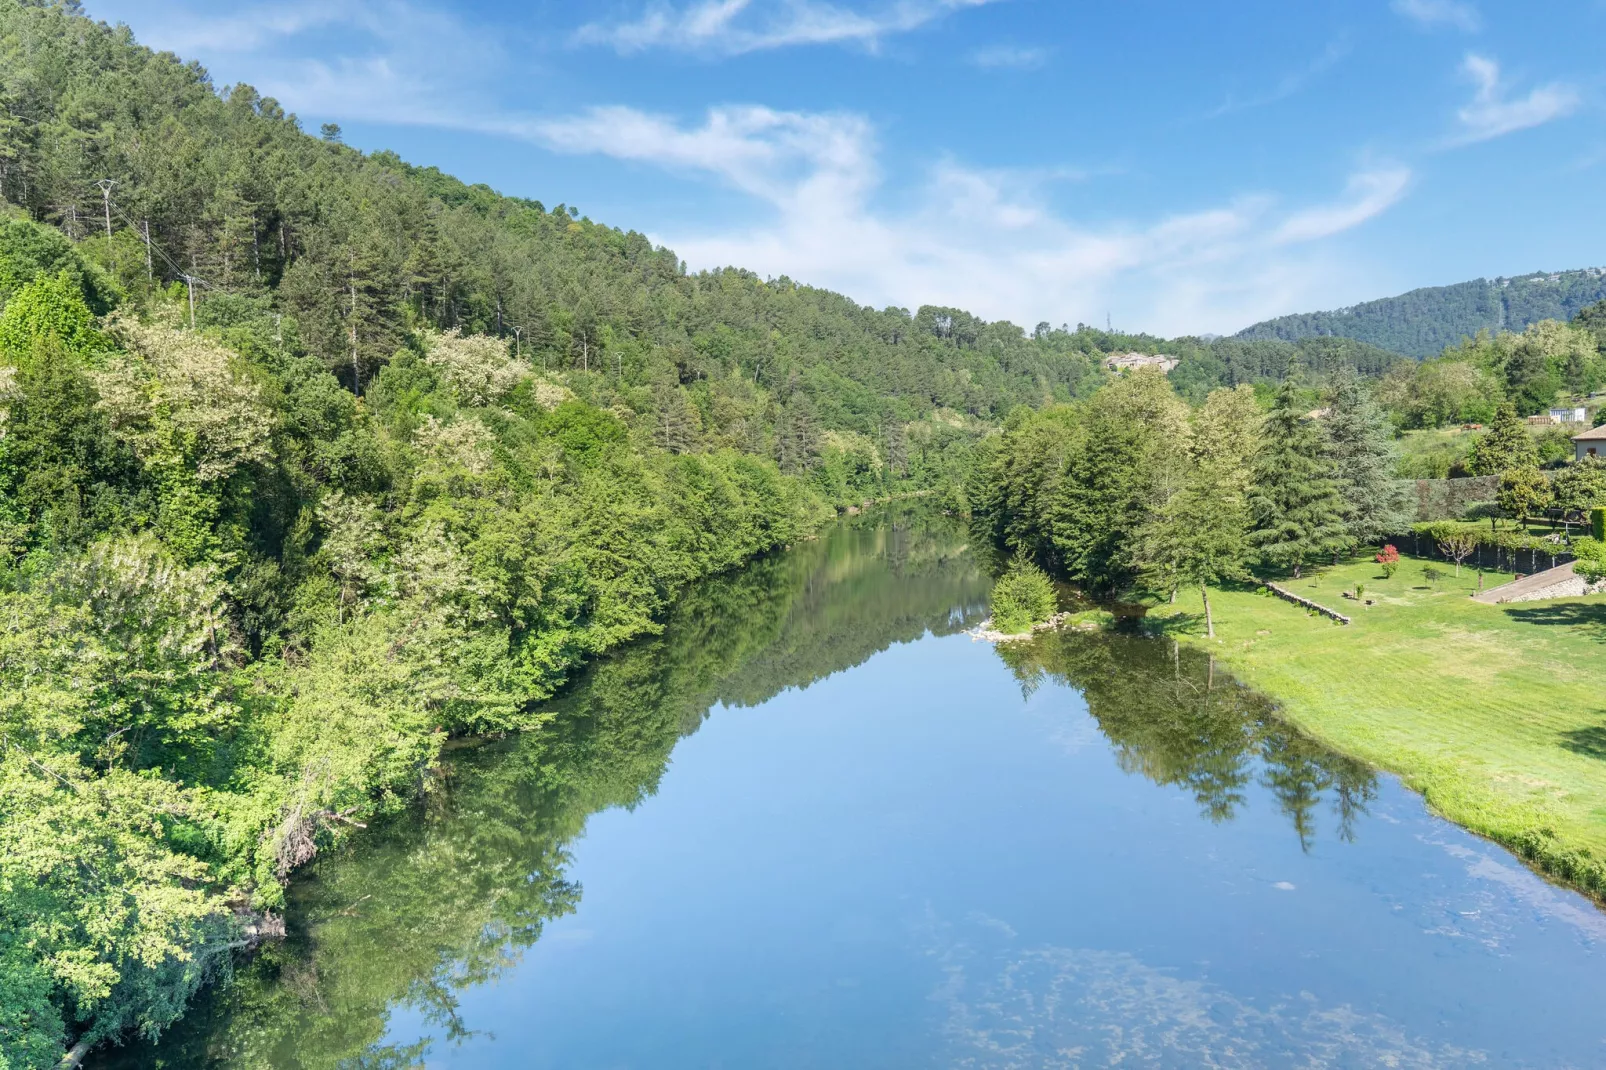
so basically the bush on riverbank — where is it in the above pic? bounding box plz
[989,560,1058,634]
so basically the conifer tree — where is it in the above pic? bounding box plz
[1053,370,1187,592]
[1138,385,1262,636]
[1470,402,1539,475]
[1325,368,1411,545]
[1249,371,1349,578]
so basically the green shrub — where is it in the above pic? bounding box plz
[990,559,1058,634]
[1573,536,1606,583]
[1593,507,1605,542]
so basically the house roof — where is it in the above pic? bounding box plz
[1571,424,1606,441]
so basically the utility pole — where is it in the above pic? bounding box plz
[512,324,522,360]
[140,220,153,285]
[96,180,117,273]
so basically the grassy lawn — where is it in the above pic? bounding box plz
[1152,554,1606,898]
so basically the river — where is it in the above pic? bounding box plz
[100,506,1606,1068]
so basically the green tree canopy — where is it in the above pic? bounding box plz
[1248,371,1350,577]
[1469,403,1540,475]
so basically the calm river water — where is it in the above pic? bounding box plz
[103,507,1606,1068]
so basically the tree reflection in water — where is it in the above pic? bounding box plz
[96,505,989,1069]
[996,629,1376,848]
[100,506,1373,1069]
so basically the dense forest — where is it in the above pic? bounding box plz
[1237,269,1606,359]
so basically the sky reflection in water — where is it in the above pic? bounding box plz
[104,509,1606,1069]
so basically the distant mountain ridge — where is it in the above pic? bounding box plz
[1235,268,1606,359]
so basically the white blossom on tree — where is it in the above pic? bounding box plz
[421,328,529,406]
[95,318,274,483]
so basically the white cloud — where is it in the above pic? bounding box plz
[968,44,1049,70]
[1391,0,1481,32]
[525,104,1412,335]
[1272,167,1412,243]
[123,0,346,54]
[94,0,505,127]
[573,0,1000,56]
[1451,54,1579,145]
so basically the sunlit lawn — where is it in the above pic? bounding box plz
[1152,554,1606,892]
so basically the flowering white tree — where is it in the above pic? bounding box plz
[421,328,529,405]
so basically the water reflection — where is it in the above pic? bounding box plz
[997,630,1376,849]
[102,509,1383,1069]
[97,505,990,1069]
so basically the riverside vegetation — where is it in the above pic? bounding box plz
[7,0,1606,1064]
[969,321,1606,907]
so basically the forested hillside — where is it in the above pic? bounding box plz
[0,0,1119,482]
[1237,269,1606,358]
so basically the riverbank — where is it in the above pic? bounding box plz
[1149,554,1606,901]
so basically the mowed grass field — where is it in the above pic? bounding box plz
[1152,554,1606,898]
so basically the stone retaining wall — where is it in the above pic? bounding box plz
[1473,562,1606,605]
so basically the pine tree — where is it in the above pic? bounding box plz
[882,415,909,478]
[1325,368,1411,545]
[1138,385,1261,636]
[775,390,818,474]
[1470,402,1539,475]
[1249,372,1350,578]
[651,382,700,455]
[1052,370,1188,592]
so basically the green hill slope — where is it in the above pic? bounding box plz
[1237,269,1606,358]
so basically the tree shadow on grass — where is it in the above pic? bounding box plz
[1502,602,1606,641]
[1143,611,1205,638]
[1560,725,1606,760]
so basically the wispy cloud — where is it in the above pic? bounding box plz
[96,0,508,126]
[572,0,1000,56]
[1450,54,1579,145]
[128,1,343,53]
[1207,38,1349,118]
[528,104,1411,334]
[1272,167,1412,243]
[1391,0,1481,32]
[968,44,1049,70]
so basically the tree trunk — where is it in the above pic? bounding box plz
[1201,584,1214,638]
[59,1035,94,1069]
[349,278,360,397]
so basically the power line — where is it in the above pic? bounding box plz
[99,191,225,331]
[104,195,194,282]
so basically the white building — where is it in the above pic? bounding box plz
[1572,424,1606,461]
[1550,406,1588,424]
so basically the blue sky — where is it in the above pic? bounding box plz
[85,0,1605,336]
